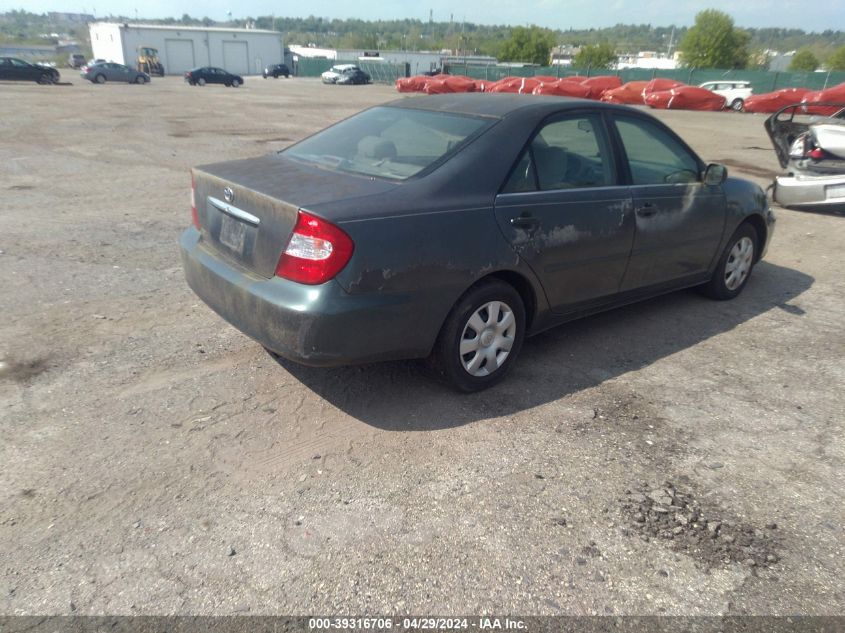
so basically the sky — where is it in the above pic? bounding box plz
[4,0,843,32]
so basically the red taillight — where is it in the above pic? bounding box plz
[190,172,200,229]
[275,210,354,285]
[809,147,828,160]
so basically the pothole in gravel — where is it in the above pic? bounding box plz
[0,357,50,383]
[621,481,780,569]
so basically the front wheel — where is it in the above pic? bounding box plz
[135,75,146,84]
[731,98,744,112]
[699,223,758,300]
[429,280,525,392]
[231,78,240,87]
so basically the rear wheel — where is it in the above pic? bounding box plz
[731,98,744,111]
[197,77,206,86]
[429,280,525,392]
[95,74,105,84]
[699,223,758,300]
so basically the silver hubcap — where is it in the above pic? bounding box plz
[460,301,516,377]
[725,236,754,290]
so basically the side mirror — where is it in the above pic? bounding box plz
[704,163,728,186]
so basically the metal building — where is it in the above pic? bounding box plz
[88,22,284,76]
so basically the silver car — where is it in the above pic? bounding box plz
[82,62,150,84]
[766,103,845,210]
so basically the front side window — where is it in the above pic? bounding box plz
[615,116,700,185]
[502,113,614,193]
[285,106,492,181]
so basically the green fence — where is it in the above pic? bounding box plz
[443,63,845,95]
[295,58,408,84]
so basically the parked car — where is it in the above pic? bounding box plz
[181,94,774,391]
[765,102,845,210]
[68,53,86,68]
[321,64,359,84]
[0,57,60,84]
[263,63,290,78]
[336,68,371,85]
[185,66,243,87]
[82,62,150,84]
[698,80,753,111]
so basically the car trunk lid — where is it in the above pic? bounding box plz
[192,153,397,278]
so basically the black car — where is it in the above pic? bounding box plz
[336,68,371,85]
[0,57,60,84]
[263,63,290,79]
[184,67,243,87]
[181,95,775,391]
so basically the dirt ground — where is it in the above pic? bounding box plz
[0,76,843,616]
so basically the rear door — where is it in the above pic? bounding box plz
[494,111,635,313]
[611,114,726,290]
[106,63,129,81]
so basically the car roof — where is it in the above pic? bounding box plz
[386,93,631,119]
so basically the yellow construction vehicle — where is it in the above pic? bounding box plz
[137,47,165,76]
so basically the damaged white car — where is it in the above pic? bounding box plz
[766,103,845,209]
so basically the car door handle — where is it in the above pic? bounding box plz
[510,215,540,230]
[635,203,658,218]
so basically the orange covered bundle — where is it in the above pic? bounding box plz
[395,76,430,93]
[601,81,649,104]
[645,86,726,111]
[532,80,591,98]
[801,82,845,115]
[580,75,623,99]
[743,88,811,113]
[488,77,544,94]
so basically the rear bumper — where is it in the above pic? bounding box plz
[180,228,432,366]
[774,173,845,208]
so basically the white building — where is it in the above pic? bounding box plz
[88,22,284,75]
[616,51,679,70]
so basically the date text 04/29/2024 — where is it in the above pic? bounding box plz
[308,617,527,630]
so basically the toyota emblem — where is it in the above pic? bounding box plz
[223,187,234,203]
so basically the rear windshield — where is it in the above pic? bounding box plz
[283,106,493,180]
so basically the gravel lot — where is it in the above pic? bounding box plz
[0,76,843,616]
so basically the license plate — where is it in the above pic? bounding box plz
[219,213,247,254]
[825,183,845,200]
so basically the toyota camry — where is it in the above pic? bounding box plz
[180,94,774,391]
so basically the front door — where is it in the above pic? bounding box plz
[611,114,727,291]
[494,112,635,314]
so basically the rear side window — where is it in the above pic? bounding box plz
[614,116,700,185]
[502,113,615,193]
[285,106,492,181]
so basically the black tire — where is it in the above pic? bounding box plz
[197,77,206,86]
[37,74,53,85]
[429,279,526,392]
[731,98,744,112]
[699,223,758,300]
[95,74,106,84]
[231,78,240,88]
[135,75,145,84]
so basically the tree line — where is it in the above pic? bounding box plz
[3,9,845,70]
